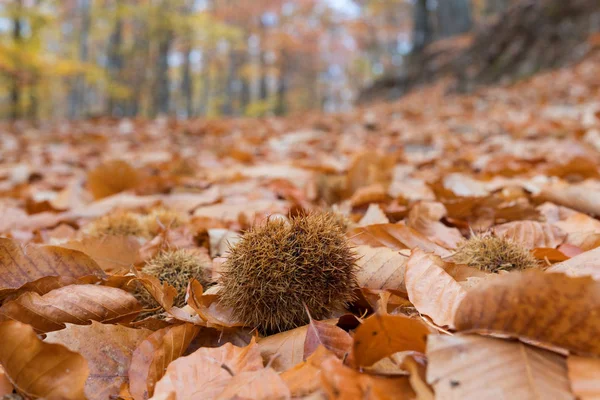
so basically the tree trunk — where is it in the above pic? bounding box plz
[485,0,510,15]
[199,54,212,116]
[436,0,472,38]
[107,5,124,116]
[275,51,289,116]
[153,31,173,116]
[181,44,193,118]
[412,0,432,52]
[10,0,23,121]
[68,0,91,119]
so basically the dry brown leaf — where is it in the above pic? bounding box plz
[280,346,331,398]
[87,160,140,200]
[63,235,141,273]
[258,325,308,373]
[45,321,152,400]
[320,352,415,400]
[0,284,141,333]
[493,220,567,249]
[0,238,105,296]
[187,280,244,328]
[358,203,390,226]
[454,270,600,356]
[351,312,431,368]
[567,355,600,400]
[215,368,291,400]
[304,316,352,360]
[405,249,467,328]
[427,334,573,400]
[406,201,463,249]
[349,223,451,257]
[129,323,200,400]
[192,200,289,222]
[355,245,408,292]
[541,181,600,217]
[345,151,395,197]
[547,247,600,280]
[0,365,13,397]
[0,320,89,400]
[150,340,263,399]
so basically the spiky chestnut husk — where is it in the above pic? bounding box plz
[453,234,538,273]
[144,207,189,235]
[136,249,212,314]
[219,212,358,334]
[86,212,148,238]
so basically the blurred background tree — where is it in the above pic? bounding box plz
[0,0,515,120]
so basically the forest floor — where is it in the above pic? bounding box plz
[1,51,600,400]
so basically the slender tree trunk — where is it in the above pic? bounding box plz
[107,6,124,116]
[10,0,23,121]
[153,31,173,116]
[199,54,212,116]
[412,0,432,52]
[69,0,92,119]
[436,0,472,38]
[275,51,289,116]
[181,43,193,118]
[485,0,509,15]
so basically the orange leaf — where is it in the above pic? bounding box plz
[493,220,567,249]
[0,284,141,333]
[129,323,200,400]
[304,316,352,360]
[547,247,600,279]
[405,249,467,328]
[87,160,140,200]
[0,238,105,297]
[258,325,309,373]
[0,366,13,397]
[355,245,408,291]
[63,235,141,274]
[349,223,451,257]
[215,368,291,400]
[427,334,572,399]
[320,352,415,400]
[150,340,263,399]
[351,312,431,368]
[0,320,89,400]
[45,321,152,400]
[406,201,463,249]
[567,355,600,399]
[454,270,600,356]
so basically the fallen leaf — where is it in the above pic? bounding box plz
[405,249,467,328]
[427,334,573,399]
[187,280,244,328]
[454,270,600,356]
[358,203,390,226]
[355,245,408,291]
[129,323,200,400]
[63,235,141,274]
[258,325,308,373]
[0,320,88,400]
[0,365,13,397]
[567,355,600,400]
[320,351,415,400]
[351,312,431,368]
[280,346,330,398]
[493,220,567,249]
[0,284,142,333]
[547,247,600,279]
[45,321,152,400]
[0,238,106,296]
[349,223,451,257]
[304,316,352,360]
[406,201,463,249]
[215,368,291,400]
[150,340,263,399]
[87,160,140,200]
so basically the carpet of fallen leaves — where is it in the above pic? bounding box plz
[1,52,600,400]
